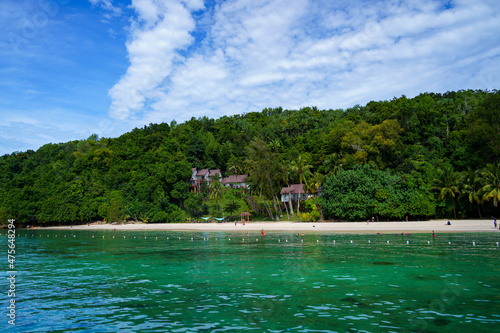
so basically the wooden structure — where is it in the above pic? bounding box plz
[240,211,251,223]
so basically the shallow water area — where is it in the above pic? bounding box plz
[2,230,500,332]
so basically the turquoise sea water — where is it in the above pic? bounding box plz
[2,230,500,332]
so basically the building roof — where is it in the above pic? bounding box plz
[222,175,247,184]
[280,184,308,195]
[208,169,221,177]
[197,169,209,176]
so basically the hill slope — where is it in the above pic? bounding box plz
[1,89,499,224]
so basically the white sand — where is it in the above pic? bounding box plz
[45,219,498,234]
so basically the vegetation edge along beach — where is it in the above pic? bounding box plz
[1,89,499,226]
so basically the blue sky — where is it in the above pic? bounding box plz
[1,0,499,155]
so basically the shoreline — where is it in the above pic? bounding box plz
[41,219,499,234]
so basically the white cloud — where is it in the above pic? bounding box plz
[89,0,122,17]
[108,0,500,125]
[108,0,201,120]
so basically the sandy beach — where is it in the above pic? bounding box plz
[45,219,498,234]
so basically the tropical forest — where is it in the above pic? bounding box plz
[1,89,499,225]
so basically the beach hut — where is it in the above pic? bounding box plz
[240,211,251,223]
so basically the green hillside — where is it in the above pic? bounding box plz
[1,89,499,224]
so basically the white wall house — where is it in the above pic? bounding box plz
[190,168,222,192]
[221,175,248,189]
[280,184,308,202]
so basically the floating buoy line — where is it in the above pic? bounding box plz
[2,233,499,248]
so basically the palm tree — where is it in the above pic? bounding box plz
[223,190,241,217]
[460,168,483,218]
[268,139,282,152]
[307,172,323,196]
[290,155,313,214]
[481,163,500,208]
[432,165,461,218]
[209,174,223,215]
[323,152,343,176]
[228,157,244,176]
[284,166,295,217]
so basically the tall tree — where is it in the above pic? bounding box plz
[284,166,295,217]
[228,156,244,175]
[245,138,284,220]
[307,172,323,196]
[184,192,208,219]
[481,163,500,208]
[224,189,241,217]
[433,166,461,218]
[290,154,312,214]
[461,168,483,217]
[209,174,223,215]
[322,152,343,176]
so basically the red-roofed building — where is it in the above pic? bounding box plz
[190,168,222,192]
[280,184,308,203]
[221,175,248,189]
[209,169,221,178]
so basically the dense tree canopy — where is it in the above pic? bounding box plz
[1,89,499,224]
[321,165,435,221]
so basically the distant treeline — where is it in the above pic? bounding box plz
[1,89,499,224]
